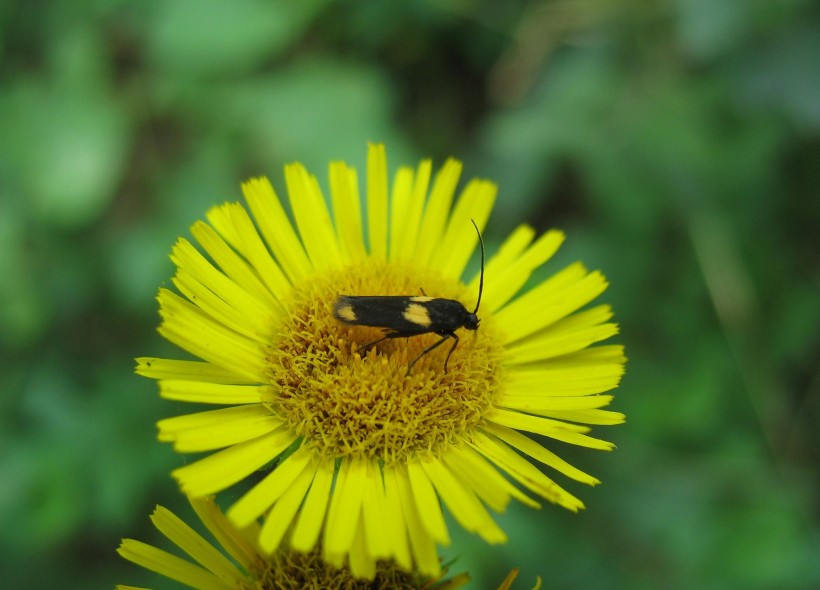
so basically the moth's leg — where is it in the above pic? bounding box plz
[406,332,453,376]
[359,330,414,355]
[442,332,460,373]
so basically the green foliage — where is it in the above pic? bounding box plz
[1,1,818,588]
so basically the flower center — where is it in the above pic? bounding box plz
[253,547,434,589]
[266,260,503,464]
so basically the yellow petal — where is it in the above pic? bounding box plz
[367,143,389,259]
[227,445,313,528]
[473,229,564,314]
[173,428,295,497]
[324,456,367,558]
[413,158,462,266]
[436,179,496,281]
[388,166,415,260]
[391,464,441,577]
[135,358,255,384]
[406,460,450,545]
[158,381,271,404]
[361,460,391,559]
[394,159,432,261]
[117,539,232,590]
[190,221,277,307]
[157,289,266,382]
[189,497,259,574]
[471,431,584,511]
[487,408,615,450]
[150,505,243,584]
[348,517,377,580]
[290,459,335,552]
[497,266,608,345]
[158,404,283,452]
[258,460,317,554]
[504,346,627,396]
[484,424,601,485]
[205,203,291,303]
[171,237,273,316]
[285,163,342,271]
[441,444,514,512]
[241,177,312,282]
[381,465,412,570]
[420,457,506,543]
[495,394,615,413]
[329,161,366,261]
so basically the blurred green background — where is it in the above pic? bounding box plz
[1,1,818,588]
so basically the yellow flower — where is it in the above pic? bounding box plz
[137,144,626,579]
[117,496,473,589]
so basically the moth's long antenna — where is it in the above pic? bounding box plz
[471,219,485,314]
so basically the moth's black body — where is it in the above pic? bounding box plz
[333,220,485,375]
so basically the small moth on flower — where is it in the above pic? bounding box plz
[334,220,485,375]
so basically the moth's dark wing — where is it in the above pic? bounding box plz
[424,299,470,332]
[333,296,431,333]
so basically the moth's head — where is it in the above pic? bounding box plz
[464,312,480,331]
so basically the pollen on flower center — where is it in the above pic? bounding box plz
[265,260,503,465]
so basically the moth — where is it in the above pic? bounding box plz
[334,220,485,374]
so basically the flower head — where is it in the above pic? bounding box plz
[117,496,471,589]
[138,144,626,579]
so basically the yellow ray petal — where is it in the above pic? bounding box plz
[158,381,271,404]
[241,177,312,281]
[173,428,295,497]
[495,394,615,412]
[329,161,366,261]
[395,159,432,261]
[487,408,615,450]
[414,158,462,266]
[390,464,441,577]
[497,266,609,345]
[158,404,272,435]
[172,269,273,343]
[117,539,233,590]
[472,229,565,314]
[150,505,243,585]
[406,460,450,545]
[436,179,497,281]
[324,456,367,559]
[171,238,275,326]
[158,405,284,453]
[190,221,278,307]
[135,358,257,384]
[367,143,389,259]
[381,465,412,570]
[420,457,506,544]
[205,203,291,303]
[505,346,627,396]
[361,460,391,560]
[285,163,342,271]
[487,408,589,433]
[470,431,584,511]
[157,289,266,382]
[227,446,313,528]
[504,306,619,363]
[534,408,626,425]
[388,166,415,260]
[440,444,515,512]
[189,497,259,574]
[348,513,377,580]
[467,224,534,298]
[290,459,335,552]
[258,460,318,554]
[483,424,600,485]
